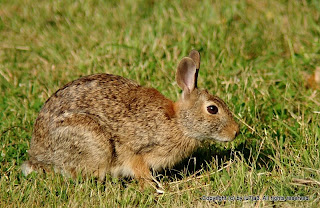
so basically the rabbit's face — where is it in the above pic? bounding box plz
[177,89,239,142]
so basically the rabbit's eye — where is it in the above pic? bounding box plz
[207,105,218,114]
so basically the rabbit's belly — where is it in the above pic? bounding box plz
[110,165,134,177]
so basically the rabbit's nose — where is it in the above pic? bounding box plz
[234,124,240,138]
[234,129,239,138]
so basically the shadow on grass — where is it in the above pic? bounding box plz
[157,140,276,182]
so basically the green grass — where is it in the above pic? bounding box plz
[1,0,320,207]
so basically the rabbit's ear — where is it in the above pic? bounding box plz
[188,50,200,88]
[188,50,200,70]
[176,57,197,98]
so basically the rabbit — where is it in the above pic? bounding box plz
[21,50,239,192]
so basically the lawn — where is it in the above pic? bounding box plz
[1,0,320,207]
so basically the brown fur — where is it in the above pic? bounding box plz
[22,50,239,190]
[305,67,320,90]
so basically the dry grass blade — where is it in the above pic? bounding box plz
[169,161,234,185]
[291,178,320,186]
[168,184,211,195]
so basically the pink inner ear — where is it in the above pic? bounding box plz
[183,66,195,91]
[184,70,194,91]
[177,57,197,93]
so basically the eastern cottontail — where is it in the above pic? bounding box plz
[22,50,239,191]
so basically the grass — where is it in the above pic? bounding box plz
[1,0,320,207]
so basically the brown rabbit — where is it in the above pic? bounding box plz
[21,50,239,191]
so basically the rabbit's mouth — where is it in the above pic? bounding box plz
[212,136,236,142]
[191,134,235,143]
[212,123,239,142]
[185,130,239,142]
[207,130,238,142]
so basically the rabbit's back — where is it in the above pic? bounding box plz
[40,73,175,131]
[42,74,140,117]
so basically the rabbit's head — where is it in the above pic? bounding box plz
[176,50,239,142]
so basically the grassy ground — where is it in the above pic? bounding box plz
[1,0,320,207]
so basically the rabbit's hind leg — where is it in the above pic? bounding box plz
[25,113,113,181]
[48,113,113,181]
